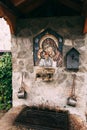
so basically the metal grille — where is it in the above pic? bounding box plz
[15,107,69,130]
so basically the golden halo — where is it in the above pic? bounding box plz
[39,34,58,49]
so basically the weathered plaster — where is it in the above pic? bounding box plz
[11,16,87,121]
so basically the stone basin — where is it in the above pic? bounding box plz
[0,105,87,130]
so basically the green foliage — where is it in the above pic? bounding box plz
[0,52,12,110]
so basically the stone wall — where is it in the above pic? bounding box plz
[11,16,87,121]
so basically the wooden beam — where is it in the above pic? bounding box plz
[21,0,46,14]
[57,0,82,12]
[0,4,16,34]
[82,0,87,16]
[81,0,87,42]
[0,1,22,17]
[83,18,87,33]
[10,0,27,6]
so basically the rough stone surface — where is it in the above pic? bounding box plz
[11,16,87,121]
[69,114,87,130]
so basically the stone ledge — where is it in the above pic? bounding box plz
[0,105,25,130]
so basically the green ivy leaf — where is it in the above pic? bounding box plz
[0,52,12,110]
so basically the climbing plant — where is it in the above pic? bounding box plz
[0,52,12,110]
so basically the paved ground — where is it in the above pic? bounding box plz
[0,111,6,119]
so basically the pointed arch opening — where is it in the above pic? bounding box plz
[0,18,12,110]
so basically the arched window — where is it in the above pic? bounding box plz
[0,18,11,52]
[0,18,12,110]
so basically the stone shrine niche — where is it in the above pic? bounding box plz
[33,28,63,68]
[33,28,63,81]
[66,48,80,70]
